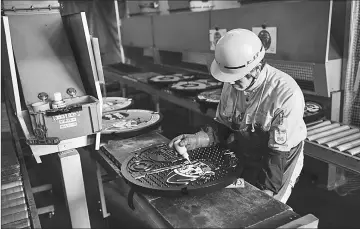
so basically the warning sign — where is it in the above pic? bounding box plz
[252,27,277,54]
[209,28,227,51]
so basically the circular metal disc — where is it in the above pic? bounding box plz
[148,74,195,85]
[169,79,222,94]
[303,101,324,123]
[196,88,222,104]
[102,97,133,113]
[101,109,162,135]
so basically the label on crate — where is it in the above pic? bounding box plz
[52,112,80,129]
[52,112,80,121]
[58,117,77,125]
[60,122,78,129]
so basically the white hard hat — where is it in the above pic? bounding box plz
[210,28,265,83]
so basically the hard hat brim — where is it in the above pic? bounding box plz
[210,50,265,83]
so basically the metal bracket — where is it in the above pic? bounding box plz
[127,188,136,210]
[2,4,60,13]
[96,162,111,218]
[26,137,60,145]
[26,112,60,145]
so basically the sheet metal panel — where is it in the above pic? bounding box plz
[167,1,190,11]
[153,11,210,52]
[62,12,100,98]
[127,1,142,15]
[6,12,86,105]
[210,1,331,63]
[121,16,154,47]
[2,1,60,10]
[1,19,20,113]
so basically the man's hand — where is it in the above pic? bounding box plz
[168,131,210,151]
[226,133,235,144]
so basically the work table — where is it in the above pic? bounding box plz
[94,131,317,228]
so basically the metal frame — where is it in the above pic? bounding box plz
[58,149,91,228]
[114,0,126,63]
[95,162,111,218]
[322,0,355,189]
[304,141,360,175]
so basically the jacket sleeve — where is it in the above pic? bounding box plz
[259,89,306,193]
[200,122,232,146]
[200,83,235,146]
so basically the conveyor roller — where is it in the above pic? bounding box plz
[1,147,33,228]
[306,120,360,156]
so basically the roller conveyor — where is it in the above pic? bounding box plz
[1,151,29,228]
[306,120,360,156]
[1,140,39,229]
[305,120,360,174]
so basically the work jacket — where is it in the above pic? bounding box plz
[205,64,307,194]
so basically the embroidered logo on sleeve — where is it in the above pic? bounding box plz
[274,128,287,144]
[273,110,284,126]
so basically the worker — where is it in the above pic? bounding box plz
[169,28,307,204]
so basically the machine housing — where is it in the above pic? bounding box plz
[2,2,103,160]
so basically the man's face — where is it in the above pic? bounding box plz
[229,64,262,91]
[230,75,253,91]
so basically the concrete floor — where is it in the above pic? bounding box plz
[2,100,360,228]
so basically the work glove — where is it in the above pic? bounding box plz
[168,131,210,151]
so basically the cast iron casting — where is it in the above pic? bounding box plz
[101,110,163,139]
[169,79,223,96]
[148,74,196,86]
[304,101,324,123]
[120,143,239,197]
